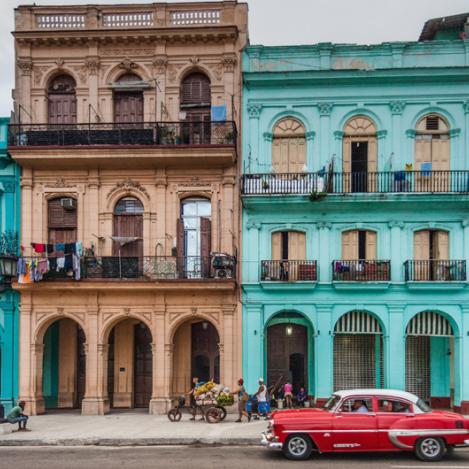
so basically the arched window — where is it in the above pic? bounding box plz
[47,75,77,124]
[113,73,144,124]
[415,114,450,171]
[272,118,306,173]
[180,72,211,144]
[177,198,211,277]
[112,196,144,259]
[48,197,77,245]
[343,116,377,192]
[342,229,376,260]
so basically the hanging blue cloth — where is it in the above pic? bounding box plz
[211,105,227,122]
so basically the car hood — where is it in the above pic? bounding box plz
[272,408,330,422]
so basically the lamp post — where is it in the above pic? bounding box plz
[0,255,18,283]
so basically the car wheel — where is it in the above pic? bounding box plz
[415,437,446,462]
[283,434,313,460]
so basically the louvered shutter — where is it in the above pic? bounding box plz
[365,231,377,260]
[433,230,449,260]
[431,139,450,171]
[343,137,352,173]
[414,230,430,260]
[181,73,210,105]
[415,139,432,169]
[272,232,282,260]
[342,230,358,260]
[288,232,306,260]
[200,217,212,277]
[272,138,282,173]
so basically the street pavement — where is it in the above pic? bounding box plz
[0,446,469,469]
[0,410,265,446]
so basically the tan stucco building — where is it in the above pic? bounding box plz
[10,1,248,415]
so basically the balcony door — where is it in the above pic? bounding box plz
[48,75,77,125]
[271,231,306,281]
[271,118,306,173]
[178,198,211,278]
[413,229,449,280]
[342,230,376,260]
[343,116,377,192]
[113,73,144,124]
[48,197,77,246]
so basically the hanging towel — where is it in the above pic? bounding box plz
[56,243,65,252]
[75,241,83,257]
[38,259,49,274]
[211,105,227,122]
[73,254,81,281]
[33,243,46,253]
[64,254,73,272]
[64,243,74,254]
[57,257,65,270]
[48,257,57,271]
[421,162,432,176]
[46,244,54,254]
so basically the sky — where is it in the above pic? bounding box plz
[0,0,468,115]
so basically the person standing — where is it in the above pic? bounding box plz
[254,378,269,420]
[283,381,293,409]
[232,378,250,422]
[6,401,29,431]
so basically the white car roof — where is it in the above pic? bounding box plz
[333,389,420,404]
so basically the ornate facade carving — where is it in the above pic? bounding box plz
[152,56,168,74]
[85,57,100,76]
[247,103,262,118]
[389,100,406,115]
[318,102,333,116]
[107,178,150,200]
[221,54,237,72]
[17,59,33,76]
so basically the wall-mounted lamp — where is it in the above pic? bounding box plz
[285,325,293,336]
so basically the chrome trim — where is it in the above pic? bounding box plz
[261,432,282,450]
[464,439,469,445]
[388,429,469,450]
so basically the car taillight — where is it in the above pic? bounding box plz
[455,420,464,429]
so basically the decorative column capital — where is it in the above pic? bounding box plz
[389,101,406,115]
[461,219,469,228]
[152,55,168,75]
[17,59,33,76]
[85,57,100,76]
[334,130,345,140]
[305,130,316,141]
[247,103,262,119]
[463,100,469,114]
[405,129,416,139]
[376,129,388,140]
[449,128,461,138]
[388,220,405,229]
[97,343,109,355]
[164,343,174,354]
[318,102,333,117]
[317,221,332,230]
[263,132,273,142]
[247,221,261,230]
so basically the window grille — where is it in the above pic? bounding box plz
[426,116,440,131]
[406,336,430,401]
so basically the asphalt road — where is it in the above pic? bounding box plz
[1,446,469,469]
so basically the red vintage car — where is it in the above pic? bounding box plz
[261,389,469,461]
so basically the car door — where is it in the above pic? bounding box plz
[376,397,414,450]
[332,396,379,451]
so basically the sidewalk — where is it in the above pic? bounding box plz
[0,410,266,447]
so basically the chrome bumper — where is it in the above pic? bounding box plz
[261,432,282,450]
[464,440,469,445]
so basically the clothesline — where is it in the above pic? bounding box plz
[26,241,83,256]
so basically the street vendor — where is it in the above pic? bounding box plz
[232,378,250,423]
[187,376,204,421]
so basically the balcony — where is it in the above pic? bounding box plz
[332,260,391,282]
[241,171,469,195]
[8,122,237,169]
[404,260,466,282]
[20,255,236,282]
[261,260,317,282]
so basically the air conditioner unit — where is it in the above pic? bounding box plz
[60,198,76,210]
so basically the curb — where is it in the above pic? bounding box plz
[0,437,260,447]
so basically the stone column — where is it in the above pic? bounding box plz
[317,223,332,282]
[314,305,333,405]
[246,222,260,283]
[18,301,35,414]
[0,303,17,412]
[221,307,235,389]
[247,104,262,173]
[84,171,100,252]
[17,59,33,123]
[57,319,77,408]
[318,103,333,167]
[20,170,33,253]
[149,309,167,414]
[458,306,469,413]
[81,308,105,415]
[243,305,263,393]
[389,101,405,168]
[221,175,235,254]
[386,305,406,390]
[154,172,167,254]
[388,221,404,282]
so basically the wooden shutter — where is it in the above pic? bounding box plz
[343,137,352,173]
[200,217,212,277]
[342,230,359,260]
[272,138,282,173]
[414,230,430,260]
[280,139,289,173]
[433,230,449,260]
[181,73,210,105]
[288,231,306,260]
[415,139,432,169]
[431,139,450,171]
[289,137,306,172]
[272,232,282,260]
[367,138,377,172]
[176,219,184,258]
[365,231,377,260]
[112,214,143,257]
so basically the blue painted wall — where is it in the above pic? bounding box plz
[0,117,21,413]
[241,39,469,410]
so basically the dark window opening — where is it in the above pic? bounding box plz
[281,231,289,259]
[358,230,367,259]
[426,116,440,131]
[351,141,368,192]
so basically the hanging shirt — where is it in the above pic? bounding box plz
[57,257,65,270]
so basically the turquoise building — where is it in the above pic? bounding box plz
[0,117,20,413]
[241,21,469,412]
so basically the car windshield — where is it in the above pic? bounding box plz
[323,395,341,411]
[416,399,432,413]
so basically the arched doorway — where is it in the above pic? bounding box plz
[113,73,144,124]
[180,72,211,144]
[177,198,211,278]
[172,319,220,396]
[107,319,152,409]
[333,311,383,390]
[111,196,144,278]
[47,75,77,124]
[42,318,86,410]
[266,312,313,395]
[342,116,377,192]
[271,118,306,173]
[405,311,455,408]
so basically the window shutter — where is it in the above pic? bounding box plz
[431,139,450,171]
[342,137,352,173]
[288,231,306,260]
[367,137,377,173]
[200,217,212,277]
[272,138,282,173]
[433,230,449,260]
[272,232,282,260]
[181,73,210,105]
[415,139,432,169]
[289,137,306,172]
[342,230,359,260]
[176,218,185,258]
[414,230,430,260]
[365,231,377,260]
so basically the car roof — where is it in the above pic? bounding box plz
[334,389,419,404]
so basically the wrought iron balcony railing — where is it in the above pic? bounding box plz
[332,260,391,282]
[8,122,237,148]
[404,260,466,282]
[261,260,317,282]
[19,255,236,281]
[241,171,469,195]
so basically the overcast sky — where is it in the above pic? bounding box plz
[1,0,468,115]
